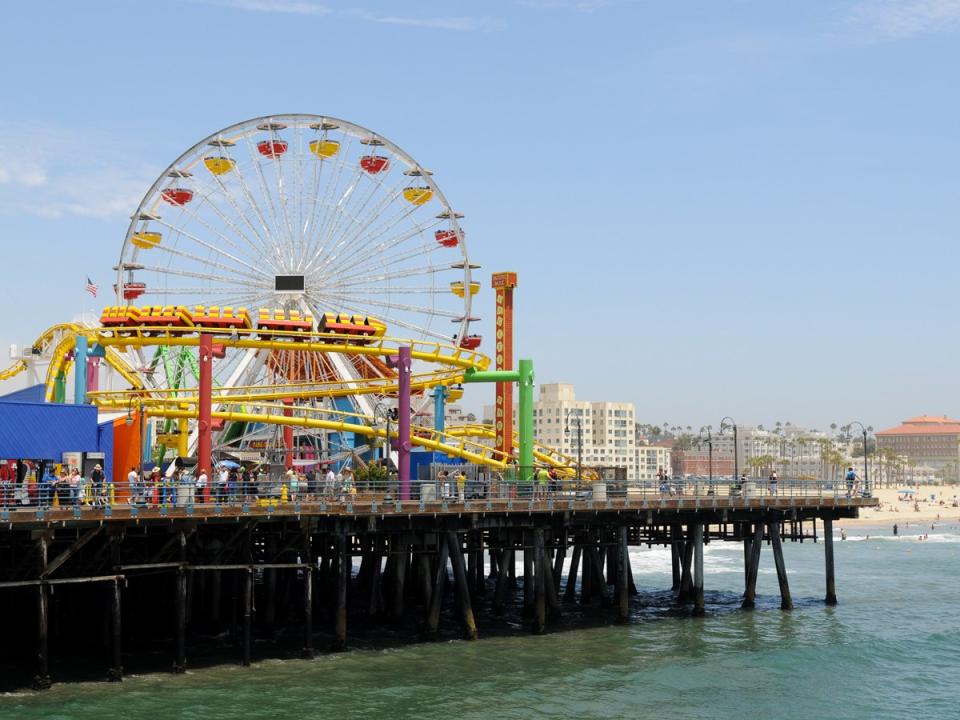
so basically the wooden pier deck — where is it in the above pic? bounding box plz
[0,493,877,691]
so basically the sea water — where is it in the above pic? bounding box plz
[2,521,958,720]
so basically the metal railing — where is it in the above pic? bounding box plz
[0,471,873,515]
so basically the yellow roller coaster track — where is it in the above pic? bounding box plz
[6,322,582,473]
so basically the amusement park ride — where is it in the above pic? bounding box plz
[0,114,581,486]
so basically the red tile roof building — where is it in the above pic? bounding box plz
[875,415,960,481]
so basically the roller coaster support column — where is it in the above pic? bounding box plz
[283,398,294,470]
[198,333,213,501]
[74,335,88,404]
[398,345,412,500]
[463,358,535,483]
[433,385,447,434]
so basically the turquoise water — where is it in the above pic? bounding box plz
[3,521,958,719]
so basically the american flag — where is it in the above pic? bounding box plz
[85,277,98,298]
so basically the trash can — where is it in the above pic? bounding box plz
[743,481,756,498]
[592,482,607,502]
[421,484,436,501]
[177,477,194,507]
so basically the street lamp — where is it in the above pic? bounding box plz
[697,426,714,490]
[846,421,872,497]
[720,417,738,485]
[565,409,584,494]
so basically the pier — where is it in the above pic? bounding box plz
[0,487,875,690]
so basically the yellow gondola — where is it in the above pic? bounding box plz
[309,139,340,158]
[402,187,433,206]
[450,281,480,298]
[204,156,236,175]
[131,231,161,249]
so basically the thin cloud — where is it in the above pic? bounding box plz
[519,0,613,11]
[850,0,960,39]
[199,0,330,16]
[365,14,501,31]
[0,126,154,220]
[193,1,496,30]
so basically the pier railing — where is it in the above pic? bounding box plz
[0,472,872,519]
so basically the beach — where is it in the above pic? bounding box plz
[841,484,960,528]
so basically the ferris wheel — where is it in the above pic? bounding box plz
[117,114,476,344]
[112,114,480,458]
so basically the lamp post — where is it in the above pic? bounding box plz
[846,421,872,497]
[720,417,738,485]
[565,410,584,494]
[698,426,714,490]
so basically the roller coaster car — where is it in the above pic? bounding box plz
[139,305,195,333]
[191,306,253,331]
[458,335,482,350]
[318,313,386,345]
[256,309,314,338]
[99,306,143,330]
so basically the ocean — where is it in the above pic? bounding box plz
[2,520,958,720]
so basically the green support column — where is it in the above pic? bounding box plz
[463,359,535,483]
[517,359,534,483]
[54,370,67,404]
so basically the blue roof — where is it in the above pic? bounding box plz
[0,401,100,460]
[0,383,46,403]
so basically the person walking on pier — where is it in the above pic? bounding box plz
[535,467,549,501]
[768,470,779,497]
[457,469,468,502]
[845,467,858,498]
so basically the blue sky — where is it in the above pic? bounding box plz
[1,0,958,432]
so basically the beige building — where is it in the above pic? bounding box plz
[485,383,636,477]
[635,444,672,482]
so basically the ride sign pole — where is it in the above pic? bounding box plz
[198,332,213,503]
[398,345,412,500]
[433,385,447,434]
[492,272,517,467]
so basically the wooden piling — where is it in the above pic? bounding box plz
[671,524,682,592]
[823,517,837,605]
[616,526,629,623]
[447,532,478,639]
[108,578,123,681]
[34,582,51,690]
[523,531,534,616]
[492,547,513,615]
[242,568,252,666]
[742,522,764,610]
[333,533,348,651]
[565,543,581,600]
[174,568,187,673]
[678,538,693,602]
[692,523,705,616]
[552,539,565,595]
[768,520,793,610]
[302,534,314,658]
[393,541,408,621]
[532,529,546,633]
[424,538,450,638]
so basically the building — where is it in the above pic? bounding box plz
[876,415,960,482]
[485,383,636,478]
[635,443,672,482]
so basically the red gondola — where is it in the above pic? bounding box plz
[257,140,288,158]
[459,335,482,350]
[435,229,458,248]
[161,188,194,206]
[113,282,146,301]
[360,155,390,174]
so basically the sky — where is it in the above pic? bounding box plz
[0,0,958,433]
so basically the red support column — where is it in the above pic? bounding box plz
[397,345,412,500]
[198,332,213,504]
[283,398,294,470]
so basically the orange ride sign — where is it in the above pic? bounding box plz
[492,272,518,461]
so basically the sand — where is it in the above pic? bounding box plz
[841,484,960,527]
